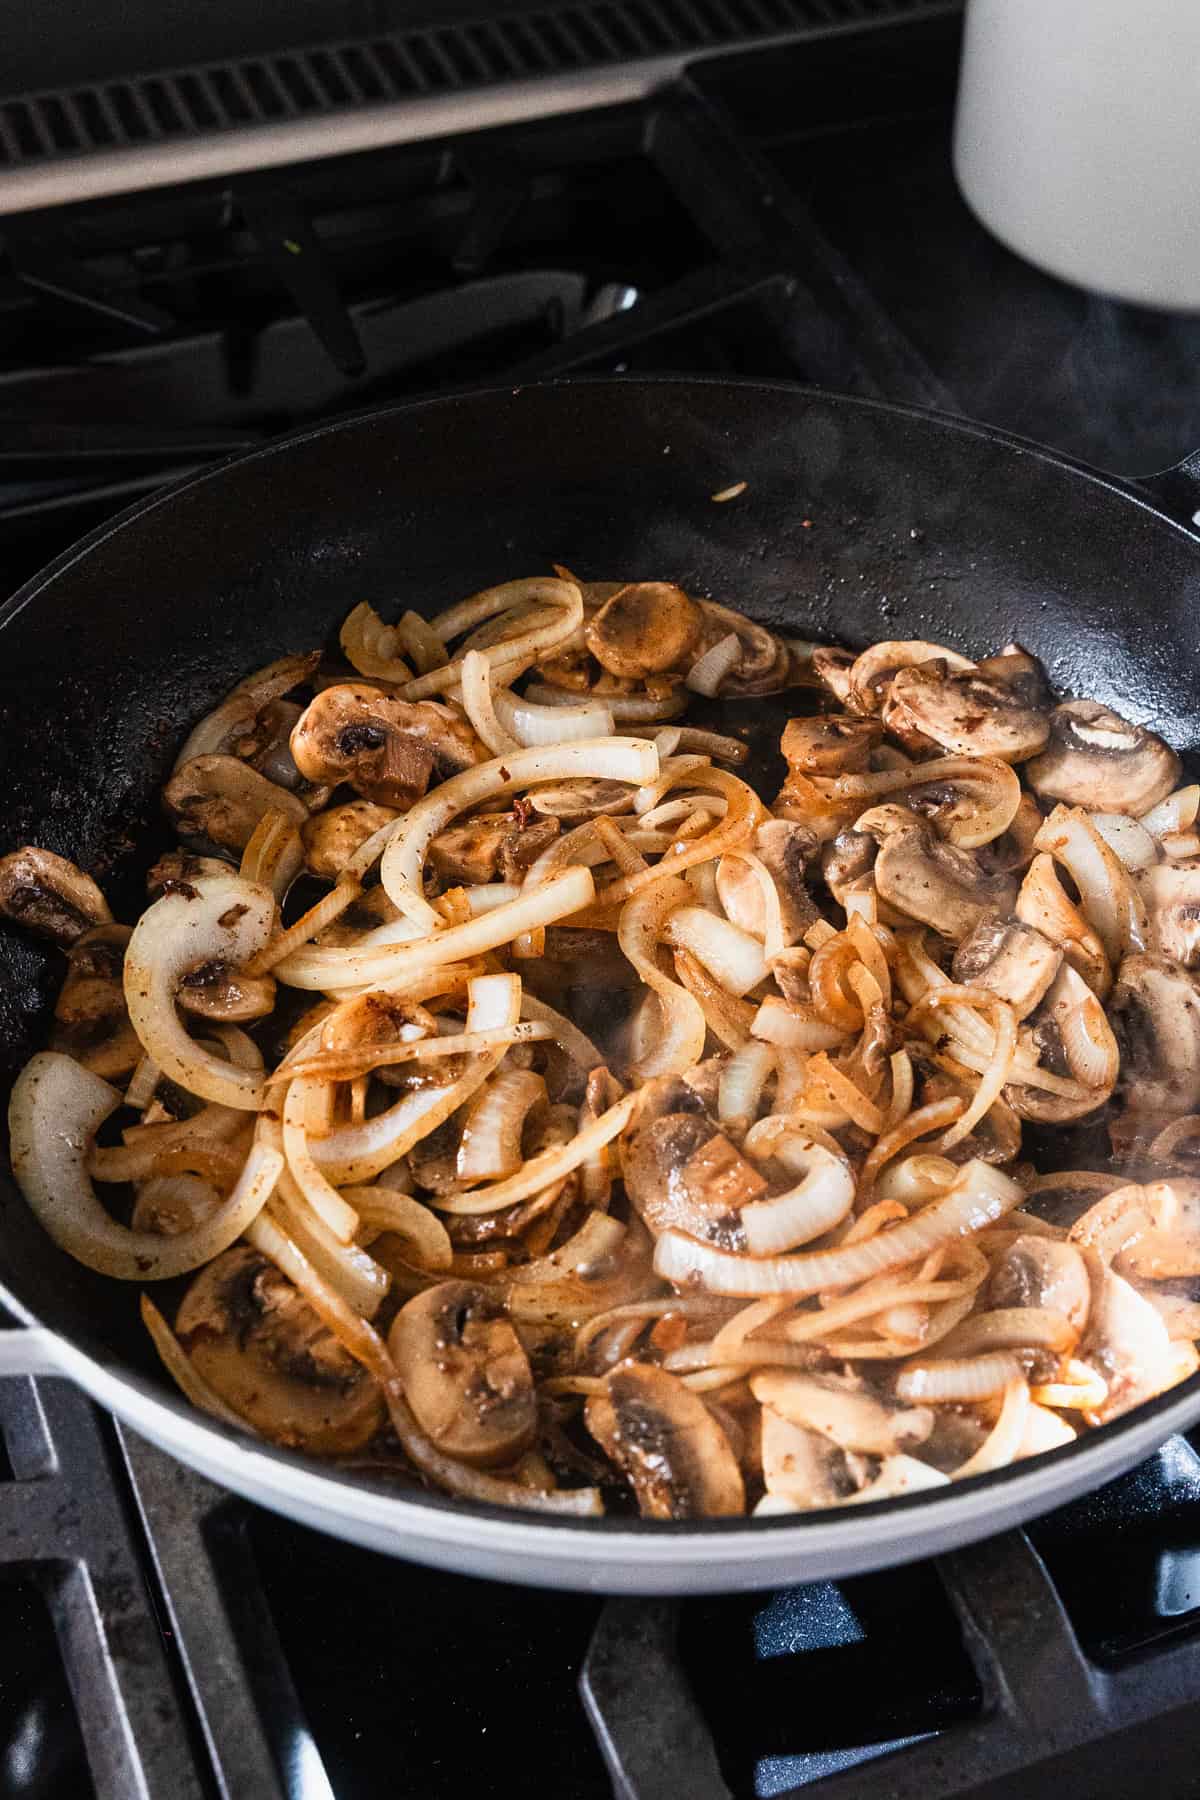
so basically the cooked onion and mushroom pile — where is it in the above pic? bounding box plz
[7,575,1200,1520]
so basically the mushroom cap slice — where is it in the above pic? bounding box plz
[810,646,856,705]
[0,847,112,946]
[302,800,400,879]
[750,1370,933,1456]
[1025,700,1181,815]
[585,1362,745,1518]
[176,1246,383,1454]
[952,915,1063,1019]
[846,639,975,716]
[176,959,276,1024]
[781,713,881,776]
[988,1234,1091,1332]
[885,666,1050,763]
[1109,953,1200,1117]
[875,823,1016,941]
[290,683,483,807]
[147,850,233,899]
[163,755,308,854]
[584,582,705,679]
[1140,864,1200,968]
[388,1280,536,1467]
[1008,963,1118,1123]
[50,923,141,1078]
[623,1112,766,1246]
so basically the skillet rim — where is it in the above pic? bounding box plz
[3,372,1200,1543]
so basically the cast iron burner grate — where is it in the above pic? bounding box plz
[7,1371,1200,1797]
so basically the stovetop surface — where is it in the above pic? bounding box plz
[3,13,1200,1800]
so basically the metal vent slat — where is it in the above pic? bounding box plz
[337,45,386,102]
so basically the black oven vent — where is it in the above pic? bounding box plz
[0,0,955,175]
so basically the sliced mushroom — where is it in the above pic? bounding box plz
[716,820,818,946]
[290,683,483,807]
[584,582,705,679]
[1115,1179,1200,1282]
[1109,954,1200,1118]
[584,1362,745,1518]
[821,829,877,907]
[176,957,276,1023]
[759,1411,854,1509]
[302,800,400,879]
[810,646,856,706]
[977,790,1043,877]
[526,779,634,821]
[1015,851,1111,998]
[49,924,141,1078]
[1083,1260,1179,1424]
[875,823,1016,940]
[147,850,233,900]
[1140,863,1200,967]
[884,665,1050,763]
[697,601,791,696]
[0,847,112,946]
[388,1281,535,1467]
[428,811,560,886]
[163,755,308,854]
[975,643,1051,710]
[750,1370,933,1456]
[175,1245,384,1454]
[951,915,1063,1019]
[174,652,320,768]
[781,713,882,776]
[846,639,975,716]
[623,1112,766,1246]
[1025,700,1181,815]
[987,1234,1091,1332]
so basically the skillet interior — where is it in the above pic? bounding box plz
[1,375,1198,1507]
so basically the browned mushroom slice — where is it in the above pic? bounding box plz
[715,819,818,945]
[0,847,112,946]
[780,713,882,776]
[584,582,705,679]
[176,957,276,1023]
[585,1362,744,1518]
[146,849,233,899]
[623,1112,766,1247]
[49,924,141,1078]
[302,800,400,879]
[428,811,560,885]
[163,754,308,854]
[175,1245,384,1454]
[174,651,320,767]
[290,683,483,808]
[1140,864,1200,967]
[874,823,1016,940]
[821,829,877,906]
[526,779,634,821]
[846,639,975,716]
[951,915,1063,1019]
[987,1234,1091,1332]
[1108,953,1200,1117]
[697,600,790,696]
[884,666,1050,763]
[759,1411,855,1509]
[751,1370,933,1456]
[388,1281,536,1468]
[974,643,1051,710]
[810,646,856,706]
[976,790,1044,877]
[1025,699,1181,815]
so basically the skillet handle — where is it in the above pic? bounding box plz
[0,1327,69,1378]
[1131,447,1200,531]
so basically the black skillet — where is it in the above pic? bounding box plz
[0,377,1198,1593]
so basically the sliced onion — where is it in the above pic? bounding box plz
[495,684,614,746]
[719,1041,776,1130]
[937,1306,1076,1358]
[1140,784,1200,837]
[1058,986,1119,1090]
[519,992,604,1070]
[672,949,756,1051]
[1034,804,1147,964]
[751,997,848,1052]
[240,809,304,900]
[268,1173,390,1317]
[525,681,685,724]
[401,578,584,701]
[456,1068,545,1184]
[342,1184,453,1272]
[897,1351,1026,1403]
[431,1092,637,1215]
[827,756,1020,849]
[596,768,762,908]
[845,1455,950,1503]
[653,1160,1022,1296]
[952,1377,1031,1478]
[686,632,741,696]
[738,1137,855,1255]
[1090,812,1158,872]
[376,736,656,930]
[173,653,317,769]
[246,877,361,975]
[340,600,413,682]
[460,649,521,757]
[395,610,449,673]
[275,865,595,992]
[618,875,707,1079]
[278,1083,361,1242]
[124,874,274,1109]
[9,1054,282,1279]
[124,1053,162,1113]
[663,905,768,998]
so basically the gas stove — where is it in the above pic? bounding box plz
[4,8,1200,1797]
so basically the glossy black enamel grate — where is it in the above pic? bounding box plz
[5,12,1200,1800]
